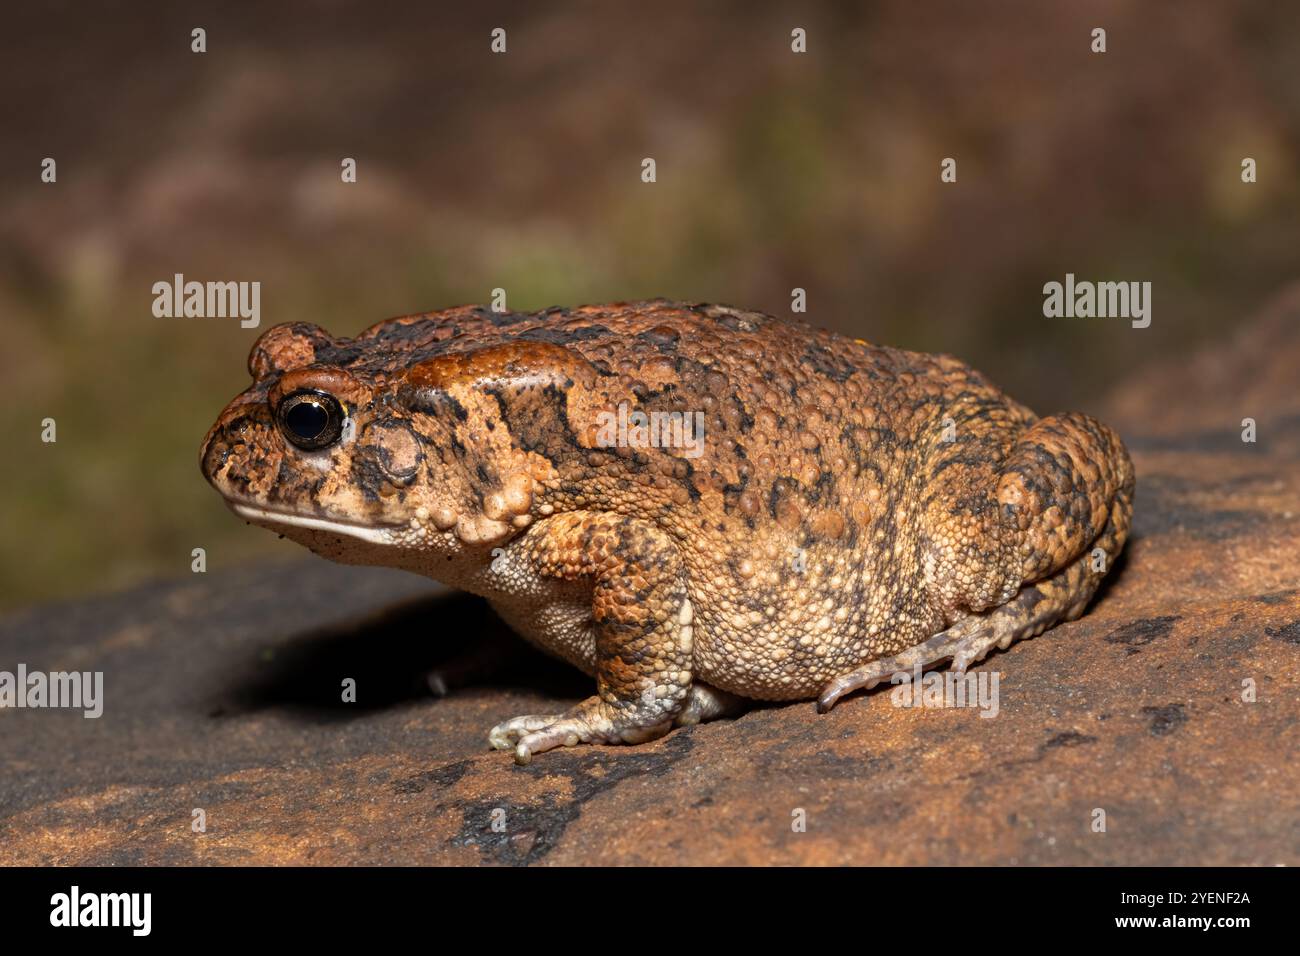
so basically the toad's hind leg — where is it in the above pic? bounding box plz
[818,532,1105,712]
[819,411,1134,712]
[992,411,1134,594]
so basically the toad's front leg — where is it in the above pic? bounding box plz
[487,511,694,764]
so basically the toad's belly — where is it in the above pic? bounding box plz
[684,567,950,701]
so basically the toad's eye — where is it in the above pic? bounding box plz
[277,390,345,451]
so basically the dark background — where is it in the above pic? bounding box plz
[2,0,1297,608]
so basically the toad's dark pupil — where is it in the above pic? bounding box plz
[285,400,328,440]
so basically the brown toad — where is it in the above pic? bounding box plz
[200,300,1134,762]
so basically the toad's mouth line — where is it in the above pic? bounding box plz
[226,500,400,546]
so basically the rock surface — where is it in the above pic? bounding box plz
[3,295,1299,865]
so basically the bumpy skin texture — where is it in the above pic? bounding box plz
[201,300,1134,762]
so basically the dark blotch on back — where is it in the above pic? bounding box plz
[802,343,857,383]
[517,324,613,347]
[638,326,681,352]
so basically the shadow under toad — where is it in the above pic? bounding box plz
[216,590,587,722]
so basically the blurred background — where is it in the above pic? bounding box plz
[1,0,1297,610]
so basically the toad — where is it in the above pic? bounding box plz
[200,301,1134,763]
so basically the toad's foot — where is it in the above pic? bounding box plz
[488,695,673,765]
[816,498,1128,715]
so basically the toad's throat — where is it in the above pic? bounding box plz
[227,500,399,546]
